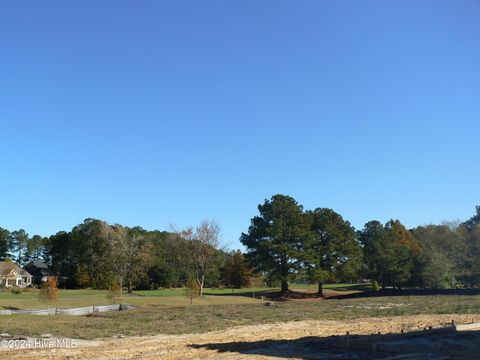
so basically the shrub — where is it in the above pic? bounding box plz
[107,277,122,304]
[39,277,58,303]
[184,279,200,305]
[372,280,380,291]
[11,288,22,295]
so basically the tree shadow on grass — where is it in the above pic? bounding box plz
[203,284,480,302]
[328,288,480,300]
[204,284,372,301]
[203,289,327,301]
[203,289,280,300]
[320,284,372,292]
[189,328,480,359]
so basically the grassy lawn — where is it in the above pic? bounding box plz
[0,283,370,310]
[0,286,281,307]
[0,288,260,310]
[0,284,369,309]
[1,293,480,339]
[3,283,477,341]
[133,283,369,297]
[134,287,276,297]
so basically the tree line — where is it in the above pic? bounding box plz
[1,194,480,294]
[241,194,480,294]
[0,219,251,293]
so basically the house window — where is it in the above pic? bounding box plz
[7,279,15,286]
[17,279,22,286]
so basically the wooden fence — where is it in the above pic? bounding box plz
[0,304,131,316]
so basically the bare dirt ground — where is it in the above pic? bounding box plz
[2,314,479,359]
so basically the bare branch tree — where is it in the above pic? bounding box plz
[175,219,221,296]
[102,223,152,294]
[102,224,127,292]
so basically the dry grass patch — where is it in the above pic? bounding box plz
[1,294,480,339]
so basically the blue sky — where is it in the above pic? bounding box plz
[1,1,479,249]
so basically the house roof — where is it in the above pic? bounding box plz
[0,262,32,277]
[25,260,49,269]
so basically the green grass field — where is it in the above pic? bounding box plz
[134,287,275,297]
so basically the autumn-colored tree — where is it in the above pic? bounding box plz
[39,276,58,303]
[107,276,122,304]
[359,219,421,289]
[184,278,200,305]
[220,250,251,289]
[75,265,91,287]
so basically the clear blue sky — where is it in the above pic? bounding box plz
[1,1,479,249]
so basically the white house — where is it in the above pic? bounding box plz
[0,261,33,287]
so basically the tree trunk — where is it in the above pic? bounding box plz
[199,274,205,296]
[317,281,324,296]
[281,280,289,293]
[127,278,132,294]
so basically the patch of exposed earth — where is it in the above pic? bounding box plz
[2,314,480,359]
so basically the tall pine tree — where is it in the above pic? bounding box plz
[303,208,362,296]
[241,194,310,293]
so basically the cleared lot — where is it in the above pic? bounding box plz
[2,314,480,359]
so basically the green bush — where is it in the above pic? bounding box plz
[11,288,23,295]
[371,280,379,291]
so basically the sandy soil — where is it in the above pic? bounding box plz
[2,314,479,359]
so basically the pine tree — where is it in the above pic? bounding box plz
[303,208,362,296]
[240,194,310,293]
